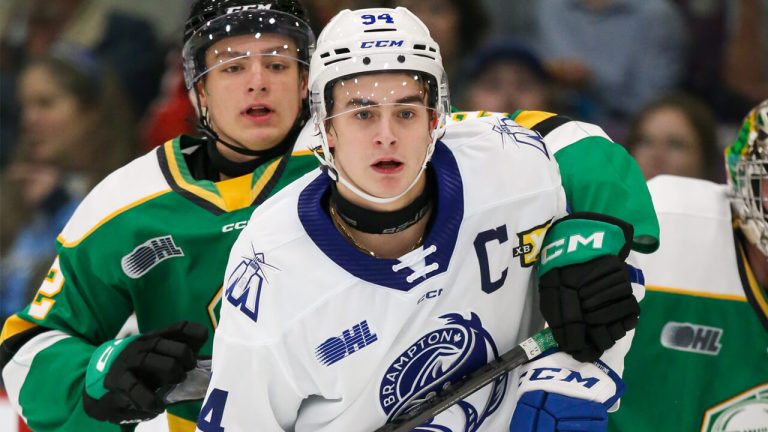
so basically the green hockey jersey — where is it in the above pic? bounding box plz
[1,112,659,432]
[0,135,318,431]
[608,175,768,432]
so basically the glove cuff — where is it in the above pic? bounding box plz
[85,335,140,399]
[538,212,633,276]
[516,351,625,410]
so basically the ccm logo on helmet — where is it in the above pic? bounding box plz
[226,4,272,14]
[361,40,404,49]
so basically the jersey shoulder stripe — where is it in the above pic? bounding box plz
[58,148,171,247]
[450,110,612,153]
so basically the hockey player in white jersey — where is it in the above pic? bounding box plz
[198,7,647,432]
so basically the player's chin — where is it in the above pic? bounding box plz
[370,180,411,200]
[239,129,284,150]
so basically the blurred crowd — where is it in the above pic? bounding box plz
[1,0,767,322]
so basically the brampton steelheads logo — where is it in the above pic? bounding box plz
[378,313,507,431]
[492,117,549,158]
[224,245,280,322]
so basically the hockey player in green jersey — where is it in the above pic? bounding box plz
[608,102,768,431]
[0,4,660,432]
[0,0,318,430]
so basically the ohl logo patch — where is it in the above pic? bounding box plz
[378,313,507,430]
[224,247,279,322]
[315,320,378,366]
[660,322,723,355]
[121,235,184,279]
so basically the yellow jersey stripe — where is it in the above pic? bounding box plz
[164,144,228,211]
[249,158,282,204]
[0,315,37,345]
[58,189,172,248]
[645,284,747,302]
[167,412,197,432]
[512,111,557,130]
[216,174,254,211]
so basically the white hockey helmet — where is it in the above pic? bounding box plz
[727,99,768,256]
[308,7,450,204]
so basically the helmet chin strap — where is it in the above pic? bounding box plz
[313,115,441,205]
[336,163,428,205]
[324,136,436,205]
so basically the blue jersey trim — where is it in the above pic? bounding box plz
[297,141,464,291]
[626,264,644,285]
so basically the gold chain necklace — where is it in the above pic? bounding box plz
[329,205,424,258]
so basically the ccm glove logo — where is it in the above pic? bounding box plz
[540,232,605,265]
[96,339,126,372]
[522,367,600,389]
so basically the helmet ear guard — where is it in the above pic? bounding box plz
[307,7,450,204]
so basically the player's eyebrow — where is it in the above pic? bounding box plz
[213,45,295,61]
[345,94,426,108]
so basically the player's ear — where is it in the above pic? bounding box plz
[196,80,208,109]
[299,69,308,96]
[326,121,337,149]
[428,110,439,130]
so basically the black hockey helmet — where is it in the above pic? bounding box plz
[182,0,314,89]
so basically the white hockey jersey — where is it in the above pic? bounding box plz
[198,115,630,432]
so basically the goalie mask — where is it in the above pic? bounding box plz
[726,99,768,255]
[308,7,450,204]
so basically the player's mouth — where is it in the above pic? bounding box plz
[242,104,274,122]
[371,158,404,174]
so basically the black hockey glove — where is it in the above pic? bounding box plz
[83,320,208,424]
[537,213,639,363]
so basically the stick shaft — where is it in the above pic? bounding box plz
[376,328,556,432]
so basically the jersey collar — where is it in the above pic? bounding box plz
[157,136,291,214]
[298,140,464,291]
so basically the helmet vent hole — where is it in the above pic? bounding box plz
[334,48,350,55]
[320,52,331,58]
[413,44,427,50]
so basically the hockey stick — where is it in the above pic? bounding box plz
[374,327,557,432]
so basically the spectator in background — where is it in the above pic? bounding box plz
[1,0,163,126]
[723,0,768,113]
[306,0,387,34]
[534,0,687,124]
[0,46,137,322]
[459,40,556,114]
[669,0,768,122]
[386,0,489,94]
[140,48,197,152]
[625,93,722,182]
